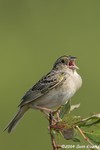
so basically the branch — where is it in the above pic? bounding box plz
[49,112,62,150]
[75,125,94,146]
[46,103,100,150]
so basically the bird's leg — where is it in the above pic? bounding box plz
[56,110,61,122]
[34,105,62,123]
[34,106,54,122]
[34,105,61,115]
[52,106,62,122]
[52,106,61,115]
[34,105,52,113]
[34,106,58,126]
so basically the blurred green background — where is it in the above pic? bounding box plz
[0,0,100,149]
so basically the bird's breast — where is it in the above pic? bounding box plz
[32,71,82,108]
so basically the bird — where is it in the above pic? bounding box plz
[4,55,82,133]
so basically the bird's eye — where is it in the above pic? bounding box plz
[61,59,65,63]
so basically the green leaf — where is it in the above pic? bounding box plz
[64,115,81,127]
[84,130,100,145]
[76,113,100,127]
[70,103,80,112]
[72,128,81,142]
[51,130,56,136]
[72,137,81,142]
[59,100,71,119]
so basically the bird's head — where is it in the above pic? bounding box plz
[53,55,79,70]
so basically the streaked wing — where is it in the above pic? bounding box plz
[19,71,66,107]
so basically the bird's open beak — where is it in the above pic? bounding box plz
[68,56,79,69]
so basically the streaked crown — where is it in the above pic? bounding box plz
[53,55,78,70]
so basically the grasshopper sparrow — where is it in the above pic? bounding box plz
[4,55,82,133]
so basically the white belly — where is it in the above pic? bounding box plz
[32,71,82,108]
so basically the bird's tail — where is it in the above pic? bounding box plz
[4,106,29,133]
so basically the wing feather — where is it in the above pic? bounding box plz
[19,71,66,107]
